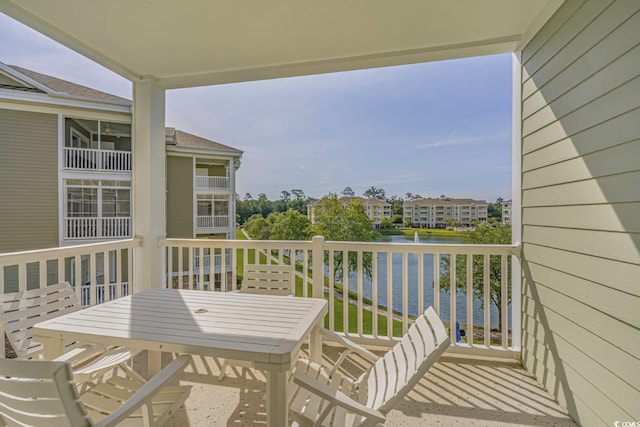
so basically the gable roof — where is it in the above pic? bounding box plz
[404,197,488,207]
[1,62,242,155]
[3,63,130,104]
[167,128,243,155]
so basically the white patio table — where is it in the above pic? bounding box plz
[33,288,328,426]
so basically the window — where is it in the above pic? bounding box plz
[102,189,131,217]
[65,118,131,151]
[197,195,212,216]
[214,195,228,216]
[69,128,90,148]
[197,195,228,217]
[65,179,131,218]
[67,187,98,217]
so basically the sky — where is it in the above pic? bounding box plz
[0,13,512,203]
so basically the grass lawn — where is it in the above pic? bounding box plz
[234,230,404,337]
[234,230,500,342]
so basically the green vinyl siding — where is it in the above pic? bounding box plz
[166,155,193,238]
[520,1,640,426]
[0,108,58,253]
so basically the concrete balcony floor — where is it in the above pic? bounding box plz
[136,345,576,426]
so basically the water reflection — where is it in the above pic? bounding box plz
[341,233,506,329]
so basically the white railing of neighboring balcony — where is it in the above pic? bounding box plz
[0,238,141,307]
[64,217,131,240]
[63,147,132,172]
[196,215,229,228]
[159,237,520,356]
[194,176,230,190]
[0,238,141,358]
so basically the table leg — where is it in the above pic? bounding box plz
[148,351,161,378]
[40,336,64,360]
[266,370,288,427]
[309,324,322,364]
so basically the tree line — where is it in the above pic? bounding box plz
[243,194,380,279]
[242,191,512,330]
[237,187,508,226]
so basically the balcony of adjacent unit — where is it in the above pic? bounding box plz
[63,181,132,241]
[194,163,230,192]
[196,194,230,233]
[63,119,132,173]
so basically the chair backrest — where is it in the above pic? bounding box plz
[0,282,81,359]
[0,358,92,426]
[362,306,450,414]
[240,263,295,296]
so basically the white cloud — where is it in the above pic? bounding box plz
[414,131,509,150]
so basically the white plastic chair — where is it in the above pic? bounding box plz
[1,282,140,386]
[289,307,450,426]
[217,263,295,380]
[239,263,295,296]
[0,355,192,427]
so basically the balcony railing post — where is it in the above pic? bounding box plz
[311,236,324,299]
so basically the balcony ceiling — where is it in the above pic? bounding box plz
[0,0,562,89]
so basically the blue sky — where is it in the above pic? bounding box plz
[0,13,512,202]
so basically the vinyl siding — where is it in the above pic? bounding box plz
[0,108,58,253]
[520,1,640,426]
[166,155,193,238]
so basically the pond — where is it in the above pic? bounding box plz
[340,233,505,329]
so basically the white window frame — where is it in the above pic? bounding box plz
[69,127,90,148]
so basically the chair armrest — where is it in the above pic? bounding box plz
[320,328,379,378]
[320,329,379,363]
[293,371,385,424]
[94,354,193,427]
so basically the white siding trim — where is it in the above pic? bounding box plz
[511,52,523,352]
[57,114,64,246]
[229,158,236,239]
[0,99,130,122]
[192,156,197,238]
[0,89,130,113]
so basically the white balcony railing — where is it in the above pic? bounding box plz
[159,237,520,357]
[63,147,132,172]
[64,217,131,240]
[0,238,141,308]
[196,215,229,229]
[1,237,519,359]
[194,176,230,190]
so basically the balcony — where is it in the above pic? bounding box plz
[63,147,132,172]
[0,238,577,426]
[194,175,230,190]
[156,349,575,426]
[64,217,131,240]
[196,215,229,230]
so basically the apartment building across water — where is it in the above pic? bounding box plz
[403,196,488,228]
[307,196,391,229]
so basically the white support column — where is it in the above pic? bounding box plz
[229,159,236,239]
[133,80,166,292]
[511,52,523,351]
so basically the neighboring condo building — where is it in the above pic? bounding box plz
[403,196,488,228]
[502,199,512,224]
[308,196,392,229]
[0,62,242,255]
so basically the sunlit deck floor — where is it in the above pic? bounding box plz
[135,345,577,426]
